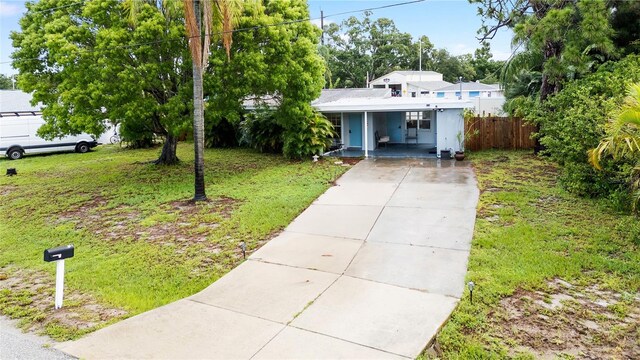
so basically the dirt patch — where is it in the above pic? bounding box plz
[55,195,241,256]
[0,266,127,341]
[0,185,18,197]
[492,278,639,359]
[339,157,362,165]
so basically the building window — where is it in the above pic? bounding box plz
[469,91,480,98]
[455,91,461,98]
[436,92,445,98]
[411,92,416,98]
[406,111,431,131]
[421,91,429,95]
[326,113,341,139]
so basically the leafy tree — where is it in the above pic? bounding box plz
[472,0,616,101]
[205,0,326,159]
[610,0,640,55]
[529,55,640,198]
[429,50,476,83]
[0,74,16,90]
[590,83,640,210]
[323,12,414,87]
[11,0,191,165]
[322,15,492,86]
[471,42,503,83]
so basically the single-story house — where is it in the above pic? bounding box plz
[312,88,472,158]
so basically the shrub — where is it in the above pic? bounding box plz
[205,117,239,148]
[239,110,284,153]
[282,111,336,159]
[530,55,640,198]
[119,121,155,149]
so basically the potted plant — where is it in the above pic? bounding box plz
[455,131,466,161]
[455,127,480,161]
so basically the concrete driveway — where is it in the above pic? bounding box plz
[58,158,479,359]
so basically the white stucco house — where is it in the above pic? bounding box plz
[433,81,504,116]
[367,71,505,117]
[368,70,452,98]
[312,87,472,158]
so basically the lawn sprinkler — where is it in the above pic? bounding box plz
[239,241,246,259]
[468,281,475,304]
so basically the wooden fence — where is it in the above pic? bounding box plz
[464,117,536,151]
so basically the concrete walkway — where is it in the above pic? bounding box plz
[58,158,479,359]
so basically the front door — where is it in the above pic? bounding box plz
[348,113,362,148]
[387,112,403,143]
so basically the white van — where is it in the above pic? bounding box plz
[0,113,98,160]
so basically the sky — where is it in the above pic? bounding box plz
[0,0,513,76]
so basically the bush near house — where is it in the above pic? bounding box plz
[529,55,640,209]
[207,109,336,159]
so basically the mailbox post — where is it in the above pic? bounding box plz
[44,245,74,309]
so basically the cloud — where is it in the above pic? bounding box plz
[491,51,513,61]
[0,3,24,18]
[448,43,475,56]
[310,18,335,29]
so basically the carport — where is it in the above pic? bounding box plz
[313,88,472,158]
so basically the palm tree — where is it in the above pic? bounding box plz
[589,83,640,209]
[183,0,244,201]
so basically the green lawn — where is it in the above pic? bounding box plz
[430,151,640,359]
[0,144,347,339]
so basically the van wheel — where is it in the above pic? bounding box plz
[7,147,23,160]
[76,142,90,154]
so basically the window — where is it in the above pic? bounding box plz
[455,91,461,98]
[469,91,480,98]
[421,91,430,95]
[406,111,431,131]
[411,92,416,98]
[436,92,445,98]
[326,113,341,139]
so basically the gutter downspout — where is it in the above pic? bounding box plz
[364,111,368,158]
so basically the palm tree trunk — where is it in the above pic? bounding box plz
[192,0,206,201]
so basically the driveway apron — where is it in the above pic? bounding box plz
[57,158,479,359]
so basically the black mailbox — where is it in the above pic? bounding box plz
[44,245,74,262]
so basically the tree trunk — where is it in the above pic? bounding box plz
[190,0,206,201]
[155,134,179,165]
[535,39,563,154]
[192,61,207,201]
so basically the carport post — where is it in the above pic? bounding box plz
[364,111,368,158]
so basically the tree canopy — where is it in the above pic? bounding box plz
[205,0,326,158]
[11,0,192,164]
[0,74,16,90]
[321,12,502,87]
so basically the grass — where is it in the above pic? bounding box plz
[430,151,640,359]
[0,143,348,340]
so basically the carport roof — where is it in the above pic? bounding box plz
[312,88,472,112]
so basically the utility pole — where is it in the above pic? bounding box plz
[320,10,324,45]
[418,40,422,71]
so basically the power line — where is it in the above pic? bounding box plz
[1,0,426,65]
